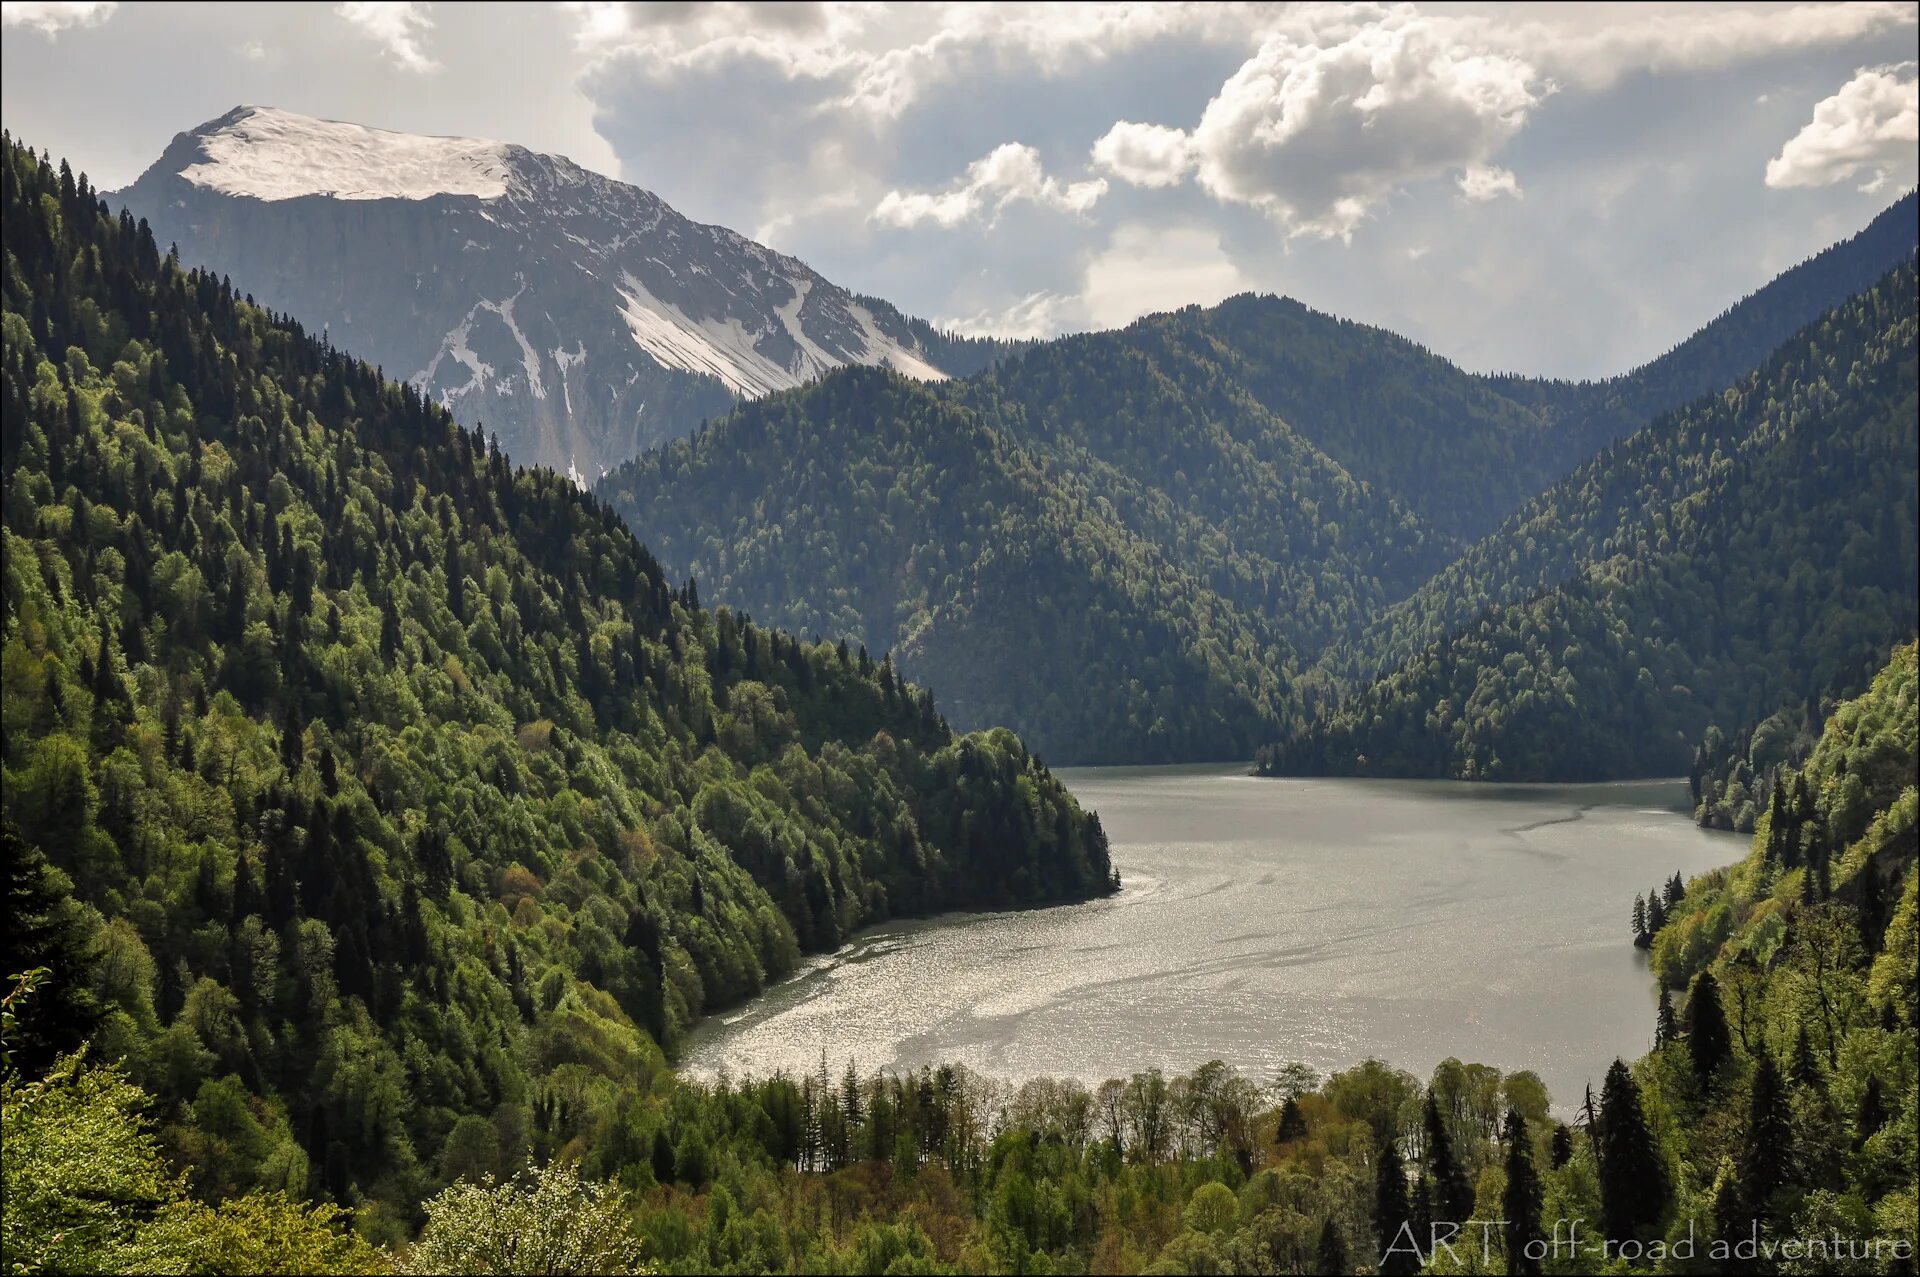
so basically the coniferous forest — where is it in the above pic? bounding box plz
[2,47,1917,1276]
[1258,265,1919,781]
[0,135,1115,1265]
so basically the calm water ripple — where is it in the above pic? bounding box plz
[682,765,1742,1108]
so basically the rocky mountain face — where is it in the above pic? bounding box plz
[112,106,1002,478]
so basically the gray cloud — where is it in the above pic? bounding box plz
[4,2,1914,382]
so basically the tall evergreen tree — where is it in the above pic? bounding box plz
[1686,971,1732,1085]
[1598,1059,1669,1246]
[1501,1108,1544,1276]
[1276,1095,1308,1144]
[1788,1025,1824,1092]
[1424,1090,1473,1224]
[0,824,101,1075]
[1315,1216,1348,1277]
[1374,1137,1418,1277]
[1735,1050,1796,1233]
[1853,1075,1886,1149]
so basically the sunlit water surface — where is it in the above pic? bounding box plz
[683,766,1741,1107]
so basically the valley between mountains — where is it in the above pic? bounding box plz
[3,86,1916,1277]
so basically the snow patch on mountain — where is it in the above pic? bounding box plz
[491,285,545,400]
[553,342,587,414]
[617,272,796,398]
[179,106,515,202]
[852,303,948,382]
[416,303,496,400]
[773,276,840,381]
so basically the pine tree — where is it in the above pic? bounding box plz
[1735,1050,1796,1233]
[1409,1178,1433,1256]
[1501,1108,1544,1276]
[0,823,102,1074]
[1424,1090,1472,1224]
[1598,1059,1669,1246]
[1374,1136,1418,1277]
[650,1127,675,1185]
[1686,971,1732,1085]
[1853,1075,1886,1149]
[1789,1025,1824,1092]
[1277,1095,1308,1144]
[1656,986,1678,1047]
[1315,1217,1348,1276]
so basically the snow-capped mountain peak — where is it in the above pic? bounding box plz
[114,107,1008,476]
[177,106,521,202]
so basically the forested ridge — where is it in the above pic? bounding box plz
[1486,191,1918,464]
[0,130,1113,1239]
[1319,198,1920,691]
[604,196,1917,768]
[1261,264,1919,781]
[9,632,1913,1273]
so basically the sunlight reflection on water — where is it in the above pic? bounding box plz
[682,765,1741,1108]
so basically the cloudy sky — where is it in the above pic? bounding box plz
[4,1,1915,377]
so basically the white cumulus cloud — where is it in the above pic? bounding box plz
[1091,121,1196,188]
[1458,164,1522,202]
[336,1,438,73]
[1189,7,1543,238]
[874,143,1108,229]
[1766,63,1919,193]
[1,1,115,34]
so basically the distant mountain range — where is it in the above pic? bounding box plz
[599,195,1917,765]
[105,109,1916,769]
[113,106,1016,478]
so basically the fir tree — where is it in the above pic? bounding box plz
[1501,1109,1544,1276]
[1424,1090,1473,1224]
[1788,1025,1824,1092]
[1374,1137,1417,1277]
[1315,1217,1348,1276]
[1598,1059,1669,1246]
[1686,971,1733,1085]
[1734,1050,1796,1235]
[0,824,101,1075]
[1277,1095,1308,1144]
[1854,1075,1886,1149]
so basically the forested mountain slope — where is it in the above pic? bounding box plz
[603,198,1915,767]
[1617,644,1917,1271]
[1490,190,1918,464]
[1327,198,1920,686]
[597,368,1293,764]
[1260,265,1919,781]
[599,290,1578,765]
[0,135,1110,1214]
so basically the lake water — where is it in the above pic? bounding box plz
[683,765,1742,1108]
